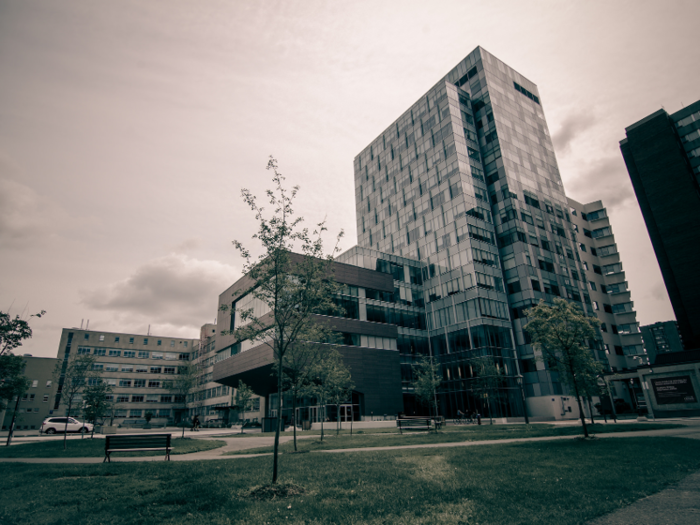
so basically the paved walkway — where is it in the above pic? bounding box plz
[587,470,700,525]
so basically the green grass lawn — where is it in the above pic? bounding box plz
[226,422,680,455]
[0,437,225,458]
[0,437,697,524]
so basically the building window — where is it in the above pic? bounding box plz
[148,381,160,388]
[99,335,105,342]
[157,340,162,346]
[42,395,49,402]
[117,395,129,403]
[152,352,163,360]
[592,301,599,311]
[129,337,134,344]
[131,395,144,403]
[84,333,89,340]
[46,380,52,387]
[32,380,38,388]
[138,351,149,359]
[150,367,162,374]
[119,380,132,387]
[77,347,91,355]
[115,336,120,343]
[134,380,146,388]
[109,350,121,357]
[170,341,175,347]
[129,410,142,418]
[94,348,106,356]
[163,367,176,374]
[123,351,136,358]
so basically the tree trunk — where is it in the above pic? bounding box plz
[570,369,589,438]
[587,396,595,425]
[487,395,493,425]
[336,402,340,436]
[292,389,297,452]
[272,357,283,485]
[5,394,22,446]
[63,402,72,450]
[320,401,325,442]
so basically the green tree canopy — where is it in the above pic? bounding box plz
[524,298,604,437]
[411,356,441,419]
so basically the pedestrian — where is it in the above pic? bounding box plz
[456,409,464,424]
[192,414,200,432]
[477,412,481,425]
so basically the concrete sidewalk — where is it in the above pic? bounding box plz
[587,470,700,525]
[2,423,700,463]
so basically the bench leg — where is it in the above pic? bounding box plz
[104,452,110,463]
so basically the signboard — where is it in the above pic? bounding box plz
[651,376,698,405]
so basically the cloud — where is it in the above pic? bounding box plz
[0,156,68,248]
[81,254,239,330]
[564,155,636,212]
[552,112,597,155]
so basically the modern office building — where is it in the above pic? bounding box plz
[620,100,700,350]
[352,46,641,419]
[641,321,684,364]
[213,251,406,423]
[0,356,59,431]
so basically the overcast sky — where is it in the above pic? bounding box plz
[1,0,698,357]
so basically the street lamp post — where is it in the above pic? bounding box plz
[516,375,529,425]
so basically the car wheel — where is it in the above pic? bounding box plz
[79,427,88,434]
[46,428,56,435]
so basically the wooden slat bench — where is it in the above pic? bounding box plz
[104,433,173,463]
[396,418,432,434]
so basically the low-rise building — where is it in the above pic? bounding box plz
[1,355,59,431]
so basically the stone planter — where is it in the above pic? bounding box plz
[101,426,118,434]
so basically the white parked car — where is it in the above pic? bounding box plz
[41,417,93,434]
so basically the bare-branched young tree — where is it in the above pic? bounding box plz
[52,355,99,450]
[163,360,199,438]
[221,157,343,484]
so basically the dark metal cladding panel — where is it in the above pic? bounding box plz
[311,314,398,338]
[213,343,403,415]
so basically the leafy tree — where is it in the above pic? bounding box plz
[411,355,441,419]
[524,298,604,438]
[222,157,343,484]
[3,358,30,447]
[1,310,45,415]
[471,356,505,425]
[82,380,113,438]
[276,342,328,450]
[301,349,354,439]
[52,355,98,450]
[0,310,45,357]
[235,381,254,434]
[163,361,199,438]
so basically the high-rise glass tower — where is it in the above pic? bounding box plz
[354,47,639,419]
[620,100,700,350]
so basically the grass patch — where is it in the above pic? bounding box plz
[0,437,697,524]
[0,437,225,458]
[225,422,680,455]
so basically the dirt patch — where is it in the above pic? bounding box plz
[244,482,307,500]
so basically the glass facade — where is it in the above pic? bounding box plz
[352,47,637,418]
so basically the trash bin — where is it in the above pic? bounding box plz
[302,420,311,431]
